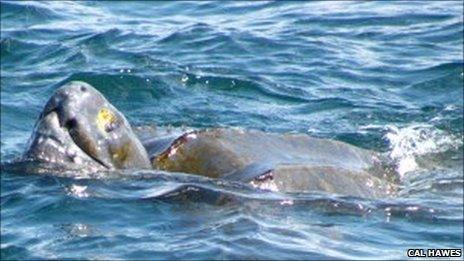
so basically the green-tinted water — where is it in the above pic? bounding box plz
[1,1,463,259]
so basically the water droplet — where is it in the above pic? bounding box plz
[181,74,189,83]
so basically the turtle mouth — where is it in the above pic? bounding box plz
[45,109,112,169]
[65,123,112,169]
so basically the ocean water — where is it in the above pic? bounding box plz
[1,1,463,259]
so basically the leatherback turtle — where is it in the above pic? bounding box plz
[22,81,397,197]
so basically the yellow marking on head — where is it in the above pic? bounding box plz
[96,107,117,134]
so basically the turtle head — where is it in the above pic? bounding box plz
[25,81,150,170]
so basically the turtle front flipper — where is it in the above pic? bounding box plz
[222,162,275,182]
[150,130,251,178]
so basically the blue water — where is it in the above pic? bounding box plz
[1,1,463,259]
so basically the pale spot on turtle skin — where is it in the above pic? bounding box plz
[57,146,65,154]
[66,148,76,159]
[366,179,374,188]
[73,156,83,164]
[109,131,121,140]
[168,147,178,158]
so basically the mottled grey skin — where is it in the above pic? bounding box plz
[25,81,397,197]
[24,81,150,171]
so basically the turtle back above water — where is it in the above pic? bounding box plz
[141,128,397,198]
[21,81,398,198]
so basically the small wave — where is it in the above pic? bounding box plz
[0,38,50,69]
[0,38,42,55]
[294,12,455,29]
[73,28,122,50]
[0,244,37,260]
[21,168,443,222]
[403,63,463,102]
[384,124,462,177]
[0,36,71,74]
[180,72,309,104]
[58,72,173,102]
[96,174,447,222]
[0,2,62,23]
[157,23,249,55]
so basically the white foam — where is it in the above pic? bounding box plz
[67,184,89,198]
[384,124,462,177]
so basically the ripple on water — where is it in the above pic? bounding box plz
[1,1,463,259]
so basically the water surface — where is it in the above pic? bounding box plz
[1,1,463,259]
